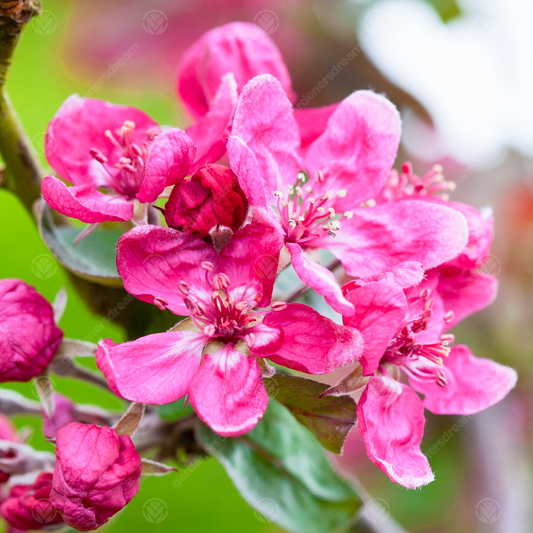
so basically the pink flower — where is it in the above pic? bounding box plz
[42,395,76,440]
[227,75,469,315]
[338,267,516,488]
[41,81,237,223]
[177,22,294,121]
[96,219,363,436]
[50,423,142,531]
[0,414,17,484]
[0,279,63,383]
[165,163,248,237]
[1,472,63,531]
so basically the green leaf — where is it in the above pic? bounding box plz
[38,203,123,287]
[198,400,362,533]
[264,374,357,454]
[158,398,195,422]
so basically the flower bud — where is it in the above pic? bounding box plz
[0,279,63,383]
[50,423,142,531]
[0,472,63,530]
[42,395,76,440]
[165,164,248,238]
[0,413,17,483]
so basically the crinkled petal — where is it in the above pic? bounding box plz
[287,242,354,316]
[324,199,469,278]
[96,332,207,404]
[358,376,434,488]
[41,176,134,223]
[294,103,340,155]
[254,303,363,374]
[305,91,401,211]
[189,343,268,436]
[409,345,517,415]
[117,225,218,315]
[344,281,407,376]
[136,128,196,203]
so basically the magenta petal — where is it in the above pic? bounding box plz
[136,128,196,203]
[46,95,158,186]
[255,303,363,374]
[228,74,301,207]
[117,225,218,315]
[344,282,407,376]
[186,73,238,174]
[41,176,134,223]
[410,345,517,415]
[189,343,268,436]
[294,103,340,154]
[96,332,206,404]
[358,376,434,488]
[325,199,469,278]
[305,91,401,210]
[219,216,284,306]
[287,242,354,316]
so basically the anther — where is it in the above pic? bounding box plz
[337,190,347,198]
[203,324,216,337]
[154,297,168,311]
[443,310,455,324]
[419,288,432,301]
[200,261,214,272]
[343,211,353,219]
[245,333,257,348]
[271,301,288,312]
[179,281,190,295]
[274,190,283,198]
[436,370,447,387]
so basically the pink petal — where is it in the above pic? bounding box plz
[177,22,294,120]
[186,73,238,174]
[117,225,218,315]
[228,74,301,209]
[324,199,469,278]
[96,332,207,404]
[305,91,401,211]
[294,103,339,154]
[409,345,517,415]
[254,303,363,374]
[344,281,407,376]
[136,128,196,203]
[41,176,134,223]
[287,242,354,316]
[46,95,158,186]
[188,343,268,436]
[358,376,434,488]
[219,216,284,307]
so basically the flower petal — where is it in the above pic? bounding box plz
[96,332,207,404]
[287,242,354,316]
[409,345,517,415]
[188,343,268,436]
[357,376,434,488]
[41,176,134,223]
[254,303,363,374]
[324,199,469,277]
[344,281,407,376]
[136,128,196,203]
[305,91,401,211]
[294,103,339,154]
[117,225,218,315]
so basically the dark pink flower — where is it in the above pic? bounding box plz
[96,219,362,436]
[41,84,237,223]
[1,472,63,531]
[177,22,294,121]
[50,423,142,531]
[227,75,469,315]
[165,164,248,237]
[338,267,516,488]
[0,279,63,383]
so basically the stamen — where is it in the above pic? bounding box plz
[245,333,256,348]
[200,261,214,272]
[179,281,190,295]
[443,310,455,323]
[204,324,216,337]
[271,301,287,312]
[436,370,447,387]
[154,297,168,311]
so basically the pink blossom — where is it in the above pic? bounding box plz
[95,219,362,436]
[0,414,17,484]
[50,423,142,531]
[227,75,469,315]
[1,472,63,531]
[41,83,237,223]
[0,279,63,383]
[41,395,76,440]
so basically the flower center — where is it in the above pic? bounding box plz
[274,171,353,246]
[90,121,159,199]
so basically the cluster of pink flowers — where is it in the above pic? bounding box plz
[0,20,517,532]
